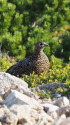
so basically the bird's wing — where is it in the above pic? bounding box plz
[6,58,33,76]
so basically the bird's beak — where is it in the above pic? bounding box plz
[44,43,49,47]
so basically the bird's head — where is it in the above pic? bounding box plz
[34,41,49,53]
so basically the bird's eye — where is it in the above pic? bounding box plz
[39,42,42,46]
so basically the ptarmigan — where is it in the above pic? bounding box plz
[6,42,50,76]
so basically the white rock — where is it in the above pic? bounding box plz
[0,105,17,124]
[0,72,28,90]
[49,111,58,119]
[60,114,66,119]
[53,116,70,125]
[41,103,59,113]
[54,97,69,107]
[3,90,41,109]
[2,90,54,125]
[0,104,19,124]
[57,105,70,117]
[0,72,38,99]
[0,89,5,95]
[10,104,53,125]
[0,122,2,125]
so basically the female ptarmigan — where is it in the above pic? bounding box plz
[6,42,50,76]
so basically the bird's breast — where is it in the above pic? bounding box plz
[33,54,50,74]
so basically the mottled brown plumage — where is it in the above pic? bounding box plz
[6,42,50,76]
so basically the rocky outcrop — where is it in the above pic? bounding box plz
[33,82,65,91]
[0,72,28,89]
[0,72,38,99]
[0,90,53,125]
[0,72,70,125]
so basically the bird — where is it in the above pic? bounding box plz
[6,41,50,77]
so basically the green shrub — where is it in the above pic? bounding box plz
[55,33,70,62]
[0,0,70,60]
[0,52,16,72]
[36,90,53,99]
